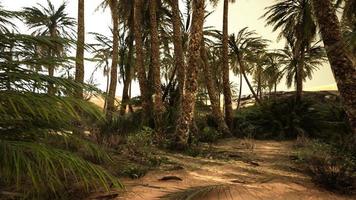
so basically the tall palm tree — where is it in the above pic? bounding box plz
[201,42,231,136]
[222,0,235,130]
[229,28,269,105]
[263,0,317,103]
[89,32,112,111]
[175,0,205,149]
[99,0,120,117]
[311,0,356,135]
[119,1,135,115]
[134,0,151,122]
[149,0,165,135]
[170,0,185,112]
[22,0,75,94]
[75,0,85,99]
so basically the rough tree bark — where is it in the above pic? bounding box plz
[149,0,165,135]
[222,0,233,129]
[120,16,134,115]
[201,44,231,136]
[75,0,85,99]
[175,0,205,149]
[106,0,119,117]
[134,0,151,121]
[311,0,356,135]
[171,0,185,109]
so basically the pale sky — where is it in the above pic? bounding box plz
[3,0,336,96]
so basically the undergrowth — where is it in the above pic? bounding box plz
[295,140,356,194]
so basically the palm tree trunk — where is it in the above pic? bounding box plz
[120,26,134,115]
[171,0,185,110]
[222,0,233,129]
[237,55,261,104]
[134,0,151,121]
[75,0,85,99]
[149,0,164,136]
[175,0,205,149]
[106,0,119,118]
[237,72,242,110]
[311,0,356,135]
[201,44,231,136]
[103,70,110,112]
[295,47,305,104]
[257,70,262,100]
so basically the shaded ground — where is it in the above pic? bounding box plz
[90,139,354,200]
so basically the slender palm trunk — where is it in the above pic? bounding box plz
[222,0,233,129]
[103,70,110,112]
[257,70,262,100]
[311,0,356,135]
[175,0,205,149]
[237,55,261,104]
[106,0,119,117]
[134,0,151,120]
[75,0,85,99]
[149,0,164,135]
[201,45,231,136]
[48,51,55,95]
[171,0,185,110]
[120,25,134,115]
[237,72,242,110]
[295,45,305,104]
[48,28,56,95]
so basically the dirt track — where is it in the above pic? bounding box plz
[92,139,355,200]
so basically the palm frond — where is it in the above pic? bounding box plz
[0,139,123,197]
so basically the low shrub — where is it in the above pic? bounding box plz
[199,127,222,143]
[233,94,349,140]
[296,140,356,194]
[121,164,148,179]
[95,111,144,142]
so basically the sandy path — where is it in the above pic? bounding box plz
[90,139,355,200]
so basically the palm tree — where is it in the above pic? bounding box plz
[75,0,85,99]
[119,1,135,115]
[149,0,164,135]
[311,0,356,135]
[89,32,112,111]
[221,0,236,129]
[99,0,120,117]
[201,42,231,136]
[263,0,317,103]
[280,40,327,91]
[337,0,356,65]
[262,52,284,95]
[134,0,151,122]
[170,0,185,112]
[229,28,269,105]
[22,0,76,94]
[175,0,205,149]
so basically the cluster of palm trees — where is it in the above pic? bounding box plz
[82,0,356,147]
[6,0,355,148]
[0,0,354,196]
